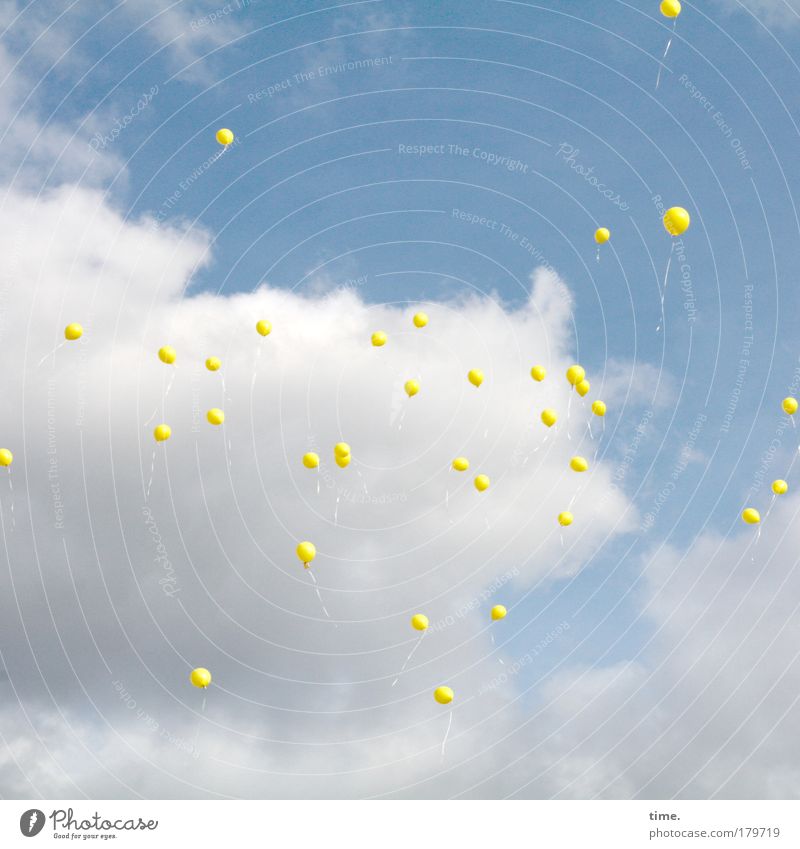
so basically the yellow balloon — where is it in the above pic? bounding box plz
[594,227,610,244]
[468,369,484,388]
[772,479,788,495]
[570,456,589,472]
[154,424,172,442]
[190,667,211,688]
[256,319,272,337]
[592,400,607,417]
[371,331,387,347]
[335,454,351,469]
[783,397,798,415]
[558,511,574,527]
[413,312,429,328]
[158,346,176,365]
[411,613,429,631]
[405,380,420,397]
[530,365,546,382]
[660,0,681,18]
[64,323,83,341]
[566,364,585,385]
[434,686,453,705]
[216,128,234,145]
[663,207,690,236]
[297,541,316,566]
[205,357,221,372]
[0,448,13,466]
[541,408,558,427]
[207,408,225,426]
[303,452,320,469]
[334,442,351,459]
[491,605,507,621]
[452,456,469,472]
[576,379,590,397]
[742,508,761,525]
[474,474,490,492]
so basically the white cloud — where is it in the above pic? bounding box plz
[719,0,800,27]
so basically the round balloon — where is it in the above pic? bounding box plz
[154,424,171,442]
[207,408,224,426]
[452,456,469,472]
[297,541,316,566]
[256,320,272,337]
[468,369,484,388]
[742,508,761,525]
[592,400,607,417]
[303,452,320,469]
[190,667,211,688]
[491,605,507,621]
[205,357,221,372]
[474,474,490,492]
[434,686,454,705]
[558,511,574,526]
[570,456,589,472]
[576,379,590,397]
[566,365,585,386]
[334,442,351,459]
[64,323,83,341]
[216,128,234,145]
[158,346,176,364]
[782,397,798,415]
[530,365,546,382]
[335,454,351,469]
[660,0,681,17]
[772,479,788,495]
[541,408,558,427]
[371,331,387,347]
[663,207,690,236]
[411,614,429,631]
[0,448,13,466]
[405,380,420,397]
[413,312,429,328]
[594,227,610,244]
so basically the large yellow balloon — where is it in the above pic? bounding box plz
[594,227,610,244]
[0,448,13,466]
[411,614,429,631]
[592,400,607,417]
[558,511,574,527]
[491,605,507,621]
[783,397,798,415]
[158,346,176,364]
[663,207,690,236]
[468,369,484,388]
[405,380,420,397]
[566,365,585,385]
[772,479,788,495]
[570,456,589,472]
[371,331,387,347]
[434,686,454,705]
[205,357,221,372]
[530,365,546,382]
[64,323,83,341]
[474,474,490,492]
[216,128,234,145]
[660,0,681,18]
[452,456,469,472]
[742,508,760,525]
[576,379,590,397]
[334,442,351,459]
[413,312,429,328]
[541,408,558,427]
[256,319,272,337]
[154,424,171,442]
[207,408,224,426]
[190,667,212,688]
[303,452,320,469]
[297,541,316,566]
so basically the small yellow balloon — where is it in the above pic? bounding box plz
[452,457,469,472]
[742,508,761,525]
[158,346,176,365]
[297,541,316,567]
[190,667,211,688]
[491,605,507,621]
[530,365,546,382]
[592,400,607,417]
[434,686,453,705]
[558,511,574,527]
[334,442,351,459]
[566,364,585,386]
[64,323,83,341]
[216,128,234,145]
[413,312,429,328]
[205,357,221,372]
[468,369,484,388]
[576,379,590,397]
[782,397,798,415]
[411,614,429,631]
[772,479,788,495]
[371,331,387,347]
[303,452,320,469]
[660,0,681,18]
[570,456,589,472]
[335,454,351,469]
[594,227,610,244]
[541,408,558,427]
[0,448,13,466]
[663,207,691,236]
[256,319,272,337]
[405,380,420,397]
[474,474,490,492]
[154,424,172,442]
[207,408,225,426]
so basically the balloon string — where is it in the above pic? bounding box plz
[391,631,426,686]
[144,367,177,427]
[145,447,157,500]
[334,494,340,525]
[655,20,677,90]
[656,245,674,332]
[308,569,330,618]
[37,340,66,368]
[7,469,14,531]
[191,694,207,756]
[441,710,453,760]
